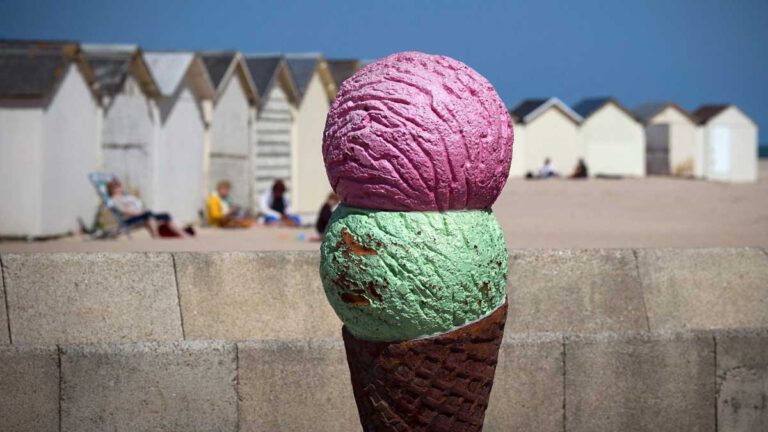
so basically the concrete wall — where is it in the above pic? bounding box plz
[701,106,759,183]
[0,248,766,345]
[155,79,207,223]
[209,73,253,207]
[1,331,767,431]
[582,103,645,177]
[649,106,700,176]
[101,74,158,207]
[518,108,582,176]
[292,72,332,214]
[41,64,101,237]
[0,100,44,236]
[253,85,295,207]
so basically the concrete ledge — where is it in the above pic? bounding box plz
[0,257,9,344]
[565,331,715,432]
[175,251,340,340]
[0,345,59,432]
[60,341,237,432]
[1,252,182,344]
[506,249,648,334]
[716,329,768,431]
[237,339,358,432]
[637,248,768,332]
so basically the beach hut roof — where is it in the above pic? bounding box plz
[509,97,582,125]
[244,55,299,108]
[326,59,361,91]
[633,101,696,125]
[692,104,731,125]
[573,97,637,121]
[82,44,159,98]
[200,51,257,103]
[0,39,96,99]
[286,53,337,104]
[144,51,214,99]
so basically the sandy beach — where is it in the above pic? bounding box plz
[2,161,767,253]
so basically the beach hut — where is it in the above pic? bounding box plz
[144,51,215,223]
[243,55,299,207]
[573,97,645,177]
[693,104,758,183]
[82,44,161,206]
[0,40,100,238]
[200,51,258,208]
[634,102,700,177]
[286,54,337,214]
[508,98,583,177]
[327,59,361,91]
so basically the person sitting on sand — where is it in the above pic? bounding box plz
[315,193,340,239]
[570,158,589,179]
[107,179,192,238]
[538,158,559,178]
[260,179,301,226]
[207,180,255,228]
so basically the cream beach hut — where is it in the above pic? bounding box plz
[243,55,299,207]
[634,102,700,177]
[693,104,758,183]
[144,52,214,223]
[286,54,337,214]
[82,44,161,206]
[0,40,100,238]
[327,59,361,91]
[200,51,258,208]
[508,98,583,177]
[573,97,645,177]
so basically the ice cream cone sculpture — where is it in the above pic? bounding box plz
[320,51,513,431]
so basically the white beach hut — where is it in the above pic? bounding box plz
[693,104,758,183]
[285,54,337,214]
[200,51,258,208]
[243,55,299,208]
[573,97,645,177]
[634,102,701,177]
[0,40,100,238]
[508,98,583,177]
[144,51,215,223]
[82,44,161,206]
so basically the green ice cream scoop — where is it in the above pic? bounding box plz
[320,205,508,341]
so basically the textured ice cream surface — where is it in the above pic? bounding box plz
[320,205,508,341]
[322,51,513,211]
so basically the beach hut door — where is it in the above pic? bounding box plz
[709,126,731,178]
[645,124,670,175]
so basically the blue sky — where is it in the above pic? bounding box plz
[1,0,766,143]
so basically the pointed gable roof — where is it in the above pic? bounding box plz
[286,53,337,105]
[633,101,696,125]
[692,104,730,125]
[82,44,158,98]
[327,59,361,91]
[200,51,236,90]
[573,97,637,121]
[244,55,298,108]
[509,97,582,125]
[0,39,96,99]
[144,51,214,99]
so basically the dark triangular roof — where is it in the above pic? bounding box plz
[327,59,360,90]
[0,40,81,98]
[633,101,696,125]
[573,97,612,118]
[200,52,236,90]
[693,104,730,125]
[509,99,548,122]
[285,55,320,102]
[244,55,282,100]
[82,44,158,98]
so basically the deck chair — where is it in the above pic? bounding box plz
[81,172,146,239]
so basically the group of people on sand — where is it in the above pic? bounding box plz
[527,157,589,179]
[106,177,340,239]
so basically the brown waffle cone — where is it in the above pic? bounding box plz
[342,299,508,432]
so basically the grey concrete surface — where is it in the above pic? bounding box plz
[175,251,341,340]
[637,248,768,332]
[237,339,359,432]
[60,341,237,432]
[0,346,59,432]
[0,257,9,344]
[2,252,182,344]
[506,249,648,334]
[485,334,564,432]
[565,332,715,432]
[716,329,768,431]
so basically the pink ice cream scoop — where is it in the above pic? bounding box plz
[322,51,513,211]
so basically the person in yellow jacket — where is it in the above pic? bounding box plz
[207,180,255,228]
